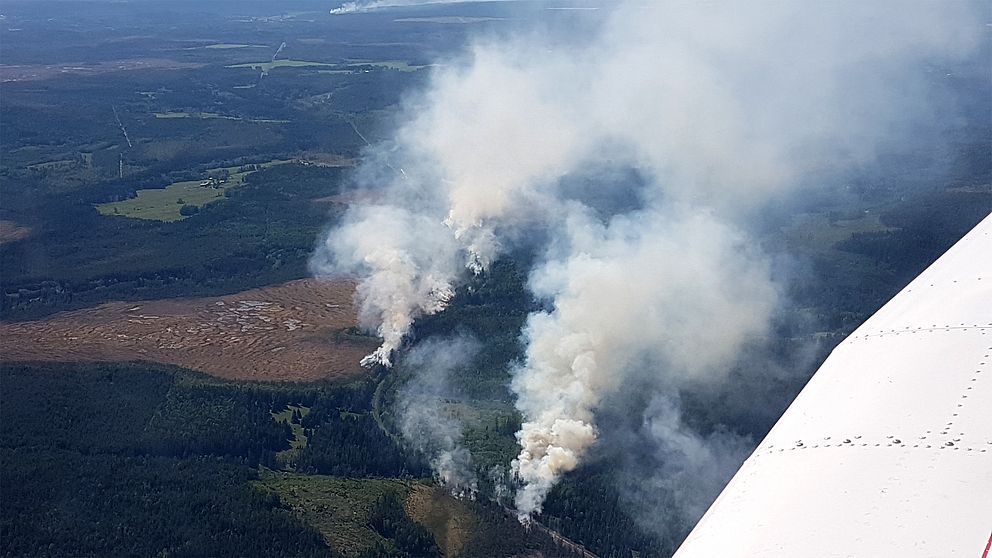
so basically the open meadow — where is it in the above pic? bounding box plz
[96,160,293,221]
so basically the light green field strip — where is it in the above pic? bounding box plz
[226,59,337,71]
[153,111,289,123]
[205,43,268,49]
[95,160,292,222]
[227,59,427,73]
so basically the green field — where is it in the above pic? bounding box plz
[227,59,426,74]
[205,43,267,49]
[227,59,337,72]
[154,111,290,123]
[96,160,292,221]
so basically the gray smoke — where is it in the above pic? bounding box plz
[312,0,982,520]
[396,335,480,497]
[613,394,753,542]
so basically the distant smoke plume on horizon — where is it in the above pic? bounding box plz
[312,0,982,520]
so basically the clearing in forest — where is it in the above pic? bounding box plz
[256,471,414,557]
[404,484,479,558]
[204,43,268,49]
[226,59,337,72]
[227,59,426,73]
[95,159,292,221]
[257,472,483,558]
[153,112,290,123]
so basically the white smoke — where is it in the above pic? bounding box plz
[511,207,778,515]
[312,204,462,366]
[314,0,982,518]
[396,336,480,497]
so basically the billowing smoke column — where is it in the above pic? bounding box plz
[511,207,777,515]
[312,0,980,515]
[314,205,462,366]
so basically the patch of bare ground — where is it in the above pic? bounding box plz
[0,279,376,382]
[0,220,30,244]
[404,485,477,558]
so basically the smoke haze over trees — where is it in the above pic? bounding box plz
[312,0,985,525]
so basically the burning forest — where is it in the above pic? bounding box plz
[311,0,983,530]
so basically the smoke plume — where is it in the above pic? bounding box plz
[396,335,480,497]
[612,393,753,542]
[511,207,777,515]
[313,204,462,366]
[313,0,982,519]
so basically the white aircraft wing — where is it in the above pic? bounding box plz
[674,212,992,558]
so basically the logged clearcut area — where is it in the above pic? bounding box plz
[0,280,374,381]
